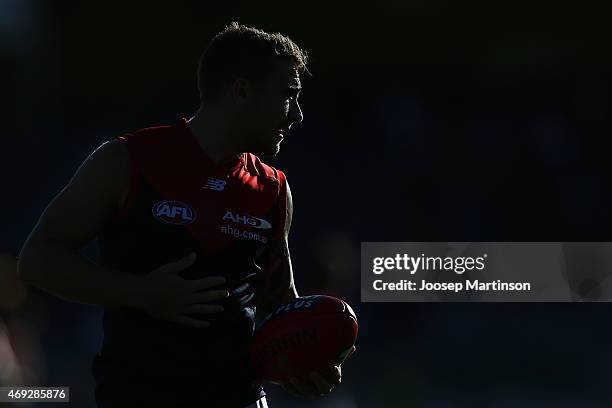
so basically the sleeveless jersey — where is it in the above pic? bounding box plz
[92,119,287,407]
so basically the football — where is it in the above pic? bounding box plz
[251,295,358,384]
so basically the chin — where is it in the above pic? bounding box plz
[260,147,280,158]
[255,142,281,157]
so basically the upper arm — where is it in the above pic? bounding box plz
[281,179,293,239]
[21,140,130,252]
[256,180,297,314]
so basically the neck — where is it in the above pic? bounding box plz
[186,106,243,165]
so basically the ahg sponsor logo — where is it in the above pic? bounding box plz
[220,225,268,243]
[152,200,196,225]
[222,211,272,229]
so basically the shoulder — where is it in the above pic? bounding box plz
[116,124,175,146]
[243,153,286,185]
[86,139,129,175]
[114,123,183,169]
[68,140,131,210]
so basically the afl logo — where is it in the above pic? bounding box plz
[152,200,197,225]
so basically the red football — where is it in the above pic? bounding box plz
[251,295,358,384]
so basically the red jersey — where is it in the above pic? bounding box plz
[93,119,287,406]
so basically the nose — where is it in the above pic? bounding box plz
[289,100,303,125]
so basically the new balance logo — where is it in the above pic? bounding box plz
[203,177,226,191]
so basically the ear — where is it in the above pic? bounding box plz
[229,77,250,103]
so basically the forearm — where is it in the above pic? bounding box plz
[18,240,144,308]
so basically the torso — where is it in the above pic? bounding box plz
[93,119,286,405]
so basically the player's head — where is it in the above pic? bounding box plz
[197,22,308,156]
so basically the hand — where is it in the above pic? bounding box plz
[136,252,228,328]
[280,364,344,399]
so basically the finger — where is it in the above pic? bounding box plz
[334,365,342,384]
[156,252,197,275]
[173,315,210,328]
[289,377,319,399]
[190,276,227,291]
[184,304,224,314]
[187,290,230,304]
[322,366,341,385]
[310,372,333,394]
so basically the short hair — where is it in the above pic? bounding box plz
[197,22,309,103]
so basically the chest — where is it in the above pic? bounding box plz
[132,168,281,254]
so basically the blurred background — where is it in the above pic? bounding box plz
[2,0,612,406]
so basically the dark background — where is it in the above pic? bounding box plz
[1,0,612,406]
